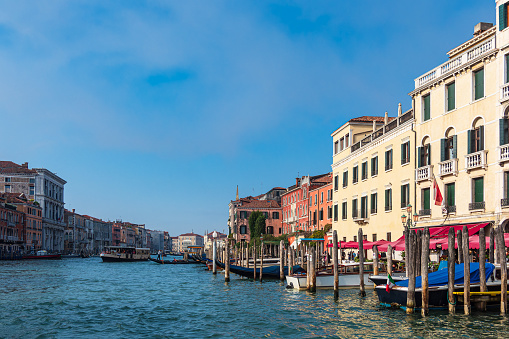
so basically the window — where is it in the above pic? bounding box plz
[473,177,484,203]
[354,236,357,242]
[446,82,455,111]
[371,156,378,177]
[272,212,279,219]
[445,183,455,207]
[441,135,457,161]
[4,177,10,182]
[352,199,358,218]
[401,141,410,165]
[506,55,509,83]
[29,178,35,184]
[372,234,377,242]
[4,185,10,193]
[240,225,247,234]
[334,175,339,191]
[345,134,349,147]
[501,117,509,146]
[29,187,35,196]
[421,188,431,214]
[320,192,323,203]
[334,140,339,154]
[501,3,509,30]
[313,211,317,225]
[353,166,358,184]
[361,196,368,218]
[334,204,338,221]
[423,94,430,121]
[474,68,484,100]
[385,189,392,211]
[319,208,323,221]
[401,184,410,208]
[340,137,344,151]
[342,202,347,220]
[385,149,393,171]
[361,162,368,180]
[418,143,431,167]
[343,171,348,188]
[328,206,332,219]
[468,125,484,153]
[371,193,377,214]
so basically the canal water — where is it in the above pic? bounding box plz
[1,257,509,338]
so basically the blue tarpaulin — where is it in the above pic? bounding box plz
[396,262,495,288]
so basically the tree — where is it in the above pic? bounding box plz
[248,211,263,237]
[255,214,266,237]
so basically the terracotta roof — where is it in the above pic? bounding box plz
[239,200,281,209]
[179,232,204,238]
[348,116,395,123]
[1,192,36,205]
[207,231,227,238]
[0,161,37,175]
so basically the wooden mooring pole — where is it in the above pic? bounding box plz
[489,228,495,263]
[225,240,230,282]
[358,228,365,297]
[498,227,507,315]
[309,246,316,292]
[333,230,339,300]
[421,227,429,316]
[447,227,456,314]
[416,229,422,277]
[457,230,463,264]
[406,230,416,314]
[373,245,379,276]
[212,239,217,275]
[253,243,257,280]
[279,240,284,281]
[260,241,264,282]
[246,244,250,268]
[290,247,294,276]
[479,227,487,311]
[404,228,410,278]
[462,225,470,315]
[387,245,393,276]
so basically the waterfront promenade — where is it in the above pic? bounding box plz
[1,257,508,338]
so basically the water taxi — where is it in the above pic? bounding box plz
[100,246,150,262]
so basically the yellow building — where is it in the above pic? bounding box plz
[331,109,415,243]
[411,6,509,232]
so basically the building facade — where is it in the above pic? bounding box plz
[308,176,333,232]
[0,196,25,256]
[4,193,42,252]
[177,233,204,252]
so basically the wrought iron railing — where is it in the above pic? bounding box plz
[469,202,485,210]
[419,209,431,216]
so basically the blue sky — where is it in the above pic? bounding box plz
[0,1,494,235]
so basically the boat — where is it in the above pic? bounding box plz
[286,262,375,290]
[368,273,407,286]
[148,257,202,265]
[218,260,305,279]
[375,262,497,308]
[23,250,61,260]
[100,246,150,262]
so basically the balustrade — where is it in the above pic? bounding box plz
[438,158,458,177]
[465,150,488,171]
[499,144,509,163]
[415,165,433,182]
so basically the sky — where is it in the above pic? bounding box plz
[0,0,495,236]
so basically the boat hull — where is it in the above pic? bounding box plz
[286,272,372,290]
[226,263,305,279]
[101,256,148,262]
[148,257,201,265]
[23,254,61,260]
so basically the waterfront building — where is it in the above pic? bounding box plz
[4,193,42,251]
[331,112,416,243]
[281,174,331,234]
[411,11,509,232]
[177,232,204,252]
[170,236,178,252]
[307,174,333,232]
[204,231,227,253]
[0,162,66,252]
[64,209,88,254]
[0,196,26,255]
[150,230,165,253]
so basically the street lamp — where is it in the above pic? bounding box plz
[401,204,418,229]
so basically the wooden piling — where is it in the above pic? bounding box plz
[253,243,257,280]
[457,230,463,264]
[300,244,304,267]
[387,245,393,276]
[406,230,416,314]
[279,240,284,281]
[358,228,365,297]
[290,247,295,275]
[489,228,495,263]
[416,229,422,277]
[447,227,455,314]
[404,228,410,278]
[246,245,250,268]
[373,245,379,276]
[479,228,487,311]
[333,230,339,300]
[225,240,230,282]
[212,240,217,275]
[260,241,264,282]
[421,227,430,316]
[498,227,507,315]
[309,246,316,292]
[462,225,470,315]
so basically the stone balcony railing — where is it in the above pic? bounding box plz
[415,165,433,182]
[415,36,496,89]
[501,83,509,102]
[438,158,458,177]
[465,150,488,172]
[499,144,509,164]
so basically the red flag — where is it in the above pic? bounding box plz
[433,178,443,206]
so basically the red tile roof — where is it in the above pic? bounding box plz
[349,116,396,123]
[207,231,227,238]
[179,232,204,238]
[239,200,281,209]
[0,161,37,175]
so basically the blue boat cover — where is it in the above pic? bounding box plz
[396,262,495,288]
[437,260,447,271]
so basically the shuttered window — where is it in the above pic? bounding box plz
[361,162,368,180]
[423,95,430,121]
[401,184,410,208]
[445,183,455,207]
[385,149,393,171]
[353,166,358,184]
[401,141,410,164]
[500,118,509,146]
[352,199,358,218]
[473,177,484,203]
[334,175,339,191]
[468,126,484,153]
[422,188,430,210]
[334,204,338,221]
[361,196,367,218]
[441,136,456,161]
[474,68,484,100]
[385,189,392,211]
[371,193,377,214]
[343,171,348,188]
[371,156,378,176]
[500,3,508,31]
[341,202,347,220]
[447,82,455,111]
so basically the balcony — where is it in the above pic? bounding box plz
[419,209,431,216]
[465,150,488,172]
[442,205,456,214]
[469,202,485,211]
[415,165,433,182]
[438,158,458,178]
[353,210,368,224]
[502,84,509,102]
[502,199,509,208]
[499,144,509,164]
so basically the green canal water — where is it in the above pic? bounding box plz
[1,257,509,338]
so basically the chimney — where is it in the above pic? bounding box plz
[384,111,388,125]
[72,209,75,213]
[398,103,402,116]
[473,22,493,36]
[373,120,377,132]
[296,178,300,187]
[22,162,28,168]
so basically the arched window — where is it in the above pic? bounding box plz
[441,127,457,161]
[468,118,484,154]
[501,107,509,146]
[418,136,431,167]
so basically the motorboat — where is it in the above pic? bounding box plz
[100,246,150,262]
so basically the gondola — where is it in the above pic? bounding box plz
[218,260,306,279]
[148,257,202,265]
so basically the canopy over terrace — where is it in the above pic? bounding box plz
[326,239,390,250]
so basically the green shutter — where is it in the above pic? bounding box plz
[423,188,430,210]
[447,183,455,206]
[501,4,507,31]
[475,69,484,100]
[506,172,509,200]
[452,135,457,159]
[401,185,405,206]
[418,147,422,167]
[427,146,431,165]
[506,55,509,83]
[423,95,430,121]
[474,177,484,203]
[440,139,446,162]
[479,125,484,151]
[401,143,405,164]
[447,83,455,111]
[501,119,509,145]
[467,130,472,154]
